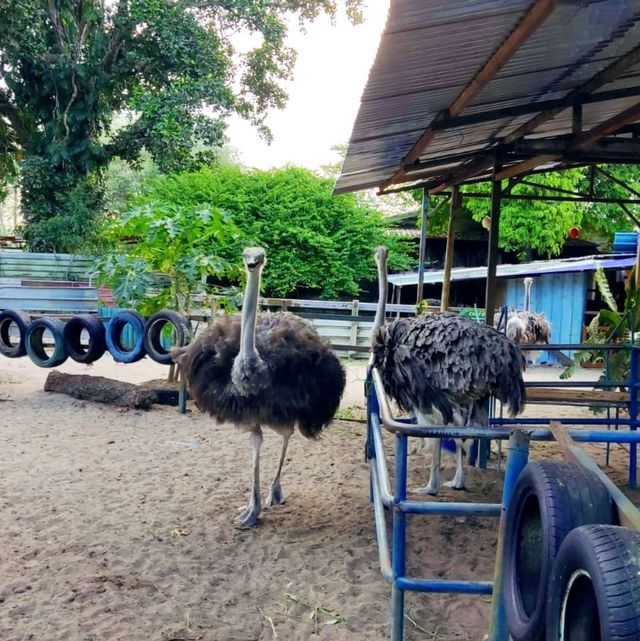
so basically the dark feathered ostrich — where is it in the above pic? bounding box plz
[371,246,526,494]
[172,247,346,528]
[504,278,551,362]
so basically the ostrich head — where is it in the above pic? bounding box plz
[243,246,266,273]
[373,246,389,331]
[232,246,269,395]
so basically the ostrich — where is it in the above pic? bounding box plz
[371,246,526,494]
[505,277,551,361]
[172,247,346,528]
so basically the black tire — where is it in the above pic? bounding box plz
[63,314,107,364]
[105,310,146,363]
[25,317,68,368]
[0,310,31,358]
[143,310,192,365]
[546,525,640,641]
[503,461,614,641]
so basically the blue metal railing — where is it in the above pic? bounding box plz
[367,360,640,641]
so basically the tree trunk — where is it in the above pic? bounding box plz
[44,371,157,409]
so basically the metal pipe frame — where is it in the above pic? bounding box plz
[368,353,640,641]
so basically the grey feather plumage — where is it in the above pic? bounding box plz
[372,312,526,425]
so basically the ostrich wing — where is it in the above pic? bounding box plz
[373,313,526,421]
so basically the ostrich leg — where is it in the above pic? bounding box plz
[443,441,465,490]
[415,438,442,495]
[236,428,263,528]
[266,426,294,507]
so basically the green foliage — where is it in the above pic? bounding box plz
[577,165,637,246]
[103,153,162,215]
[130,164,414,298]
[0,0,364,250]
[561,266,639,389]
[95,201,245,314]
[463,171,584,259]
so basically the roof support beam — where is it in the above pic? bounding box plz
[423,43,640,193]
[502,43,640,146]
[380,0,558,190]
[497,101,640,179]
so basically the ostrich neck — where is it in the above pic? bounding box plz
[239,268,261,360]
[524,282,531,312]
[373,258,388,329]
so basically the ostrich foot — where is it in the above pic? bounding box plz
[235,504,261,529]
[443,469,465,491]
[265,482,285,507]
[413,482,439,496]
[443,479,466,491]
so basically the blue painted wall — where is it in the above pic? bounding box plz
[504,272,589,364]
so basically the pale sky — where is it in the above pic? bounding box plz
[225,3,390,172]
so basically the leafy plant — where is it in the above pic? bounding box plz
[95,201,245,315]
[561,265,639,388]
[135,164,414,299]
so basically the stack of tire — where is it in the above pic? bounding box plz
[502,460,640,640]
[0,309,192,367]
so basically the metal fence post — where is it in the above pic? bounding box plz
[390,434,408,641]
[488,430,530,641]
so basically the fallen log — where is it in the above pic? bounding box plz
[44,371,157,410]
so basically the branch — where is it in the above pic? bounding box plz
[47,0,65,52]
[63,21,89,139]
[0,93,29,144]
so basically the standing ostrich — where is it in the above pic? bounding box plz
[371,246,526,494]
[505,278,551,361]
[172,247,346,528]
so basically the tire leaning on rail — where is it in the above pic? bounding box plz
[105,310,146,364]
[0,310,31,358]
[63,314,107,364]
[25,317,68,368]
[142,310,192,365]
[546,525,640,641]
[502,461,614,641]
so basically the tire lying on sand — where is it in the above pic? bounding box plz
[63,314,107,364]
[105,310,146,363]
[503,461,614,641]
[143,310,192,365]
[0,310,31,358]
[25,317,68,368]
[546,525,640,641]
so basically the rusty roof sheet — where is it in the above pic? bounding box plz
[335,0,640,195]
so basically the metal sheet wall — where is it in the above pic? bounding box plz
[505,272,588,365]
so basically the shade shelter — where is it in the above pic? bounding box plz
[335,0,640,319]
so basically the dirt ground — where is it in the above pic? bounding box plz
[0,356,636,641]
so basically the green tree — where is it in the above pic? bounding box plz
[461,170,585,259]
[130,164,414,298]
[95,200,245,314]
[0,0,364,251]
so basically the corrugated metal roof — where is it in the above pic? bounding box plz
[387,253,636,286]
[335,0,640,195]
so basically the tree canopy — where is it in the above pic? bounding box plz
[406,166,638,259]
[116,164,413,300]
[0,0,364,251]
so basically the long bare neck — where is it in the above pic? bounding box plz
[373,256,388,330]
[239,268,261,359]
[524,280,531,312]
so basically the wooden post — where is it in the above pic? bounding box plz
[416,189,429,306]
[441,186,462,312]
[349,299,359,356]
[395,286,402,318]
[208,298,218,327]
[484,161,502,325]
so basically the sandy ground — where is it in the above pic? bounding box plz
[0,356,636,641]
